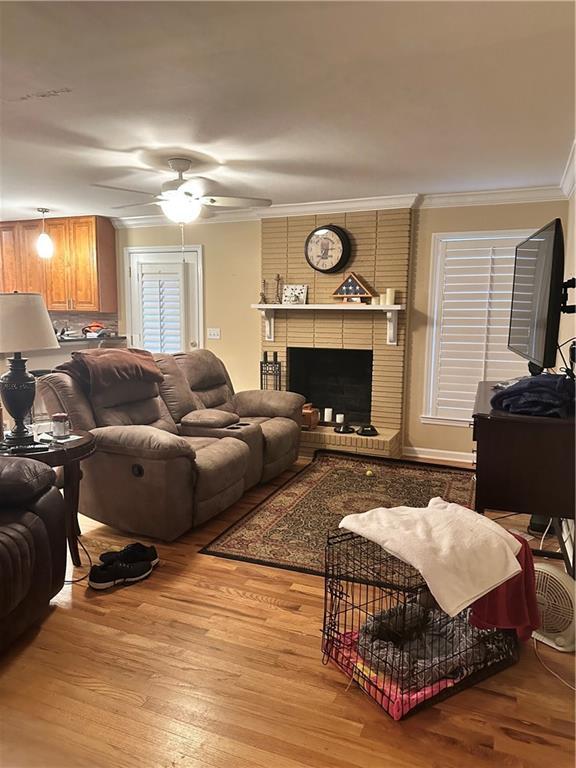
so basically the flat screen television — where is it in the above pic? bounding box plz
[508,218,565,370]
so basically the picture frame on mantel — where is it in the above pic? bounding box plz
[282,284,308,305]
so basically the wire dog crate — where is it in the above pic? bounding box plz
[322,531,519,720]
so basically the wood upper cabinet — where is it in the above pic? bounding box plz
[0,216,117,313]
[0,220,45,293]
[18,221,45,294]
[43,218,70,311]
[69,216,98,311]
[0,223,21,292]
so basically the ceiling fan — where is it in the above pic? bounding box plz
[111,157,272,222]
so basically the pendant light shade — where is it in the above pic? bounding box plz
[159,193,202,224]
[36,208,54,259]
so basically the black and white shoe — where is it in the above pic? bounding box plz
[99,543,159,568]
[88,560,153,590]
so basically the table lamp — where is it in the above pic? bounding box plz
[0,292,59,446]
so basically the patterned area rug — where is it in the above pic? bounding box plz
[201,450,475,576]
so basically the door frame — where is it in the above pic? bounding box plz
[123,245,204,350]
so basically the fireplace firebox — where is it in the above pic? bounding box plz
[288,347,373,424]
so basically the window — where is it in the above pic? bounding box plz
[125,247,203,354]
[423,230,532,425]
[140,263,185,354]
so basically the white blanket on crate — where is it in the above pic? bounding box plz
[339,497,522,617]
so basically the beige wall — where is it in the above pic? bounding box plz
[116,220,261,392]
[405,199,571,456]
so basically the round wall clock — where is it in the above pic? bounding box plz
[304,224,351,273]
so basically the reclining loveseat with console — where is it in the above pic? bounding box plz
[39,349,304,541]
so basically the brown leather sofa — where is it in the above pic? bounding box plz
[39,350,304,541]
[0,457,67,652]
[155,351,304,484]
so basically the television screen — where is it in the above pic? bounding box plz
[508,219,564,369]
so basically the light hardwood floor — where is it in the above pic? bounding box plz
[0,458,574,768]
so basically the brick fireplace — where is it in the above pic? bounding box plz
[260,207,412,457]
[288,347,373,424]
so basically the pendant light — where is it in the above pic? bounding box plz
[36,208,54,259]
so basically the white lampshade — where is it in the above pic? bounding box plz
[0,292,59,354]
[36,231,54,259]
[160,193,202,224]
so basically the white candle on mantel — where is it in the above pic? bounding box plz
[335,413,345,424]
[386,288,396,305]
[324,408,333,422]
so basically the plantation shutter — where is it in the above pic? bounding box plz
[427,233,530,422]
[138,263,185,354]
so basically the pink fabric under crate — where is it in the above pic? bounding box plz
[327,631,456,721]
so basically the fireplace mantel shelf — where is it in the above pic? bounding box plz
[250,303,404,345]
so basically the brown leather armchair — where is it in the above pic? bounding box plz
[0,457,67,652]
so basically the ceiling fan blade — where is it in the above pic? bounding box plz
[178,176,213,196]
[111,200,159,210]
[200,195,272,208]
[93,183,155,196]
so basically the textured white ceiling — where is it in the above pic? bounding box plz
[0,1,573,221]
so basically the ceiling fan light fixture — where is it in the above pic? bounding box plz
[36,208,54,259]
[159,195,202,224]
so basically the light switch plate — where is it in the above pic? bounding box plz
[207,327,221,340]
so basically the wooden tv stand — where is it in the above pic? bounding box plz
[472,381,575,574]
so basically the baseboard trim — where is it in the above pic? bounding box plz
[402,446,475,465]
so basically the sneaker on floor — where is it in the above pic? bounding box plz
[99,543,159,567]
[88,560,153,590]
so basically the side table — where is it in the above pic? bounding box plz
[0,431,96,566]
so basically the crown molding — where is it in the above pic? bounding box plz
[418,186,566,209]
[560,140,575,199]
[112,185,569,228]
[113,214,166,229]
[257,194,419,218]
[112,209,260,229]
[112,194,418,228]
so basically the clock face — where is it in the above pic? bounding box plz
[305,225,351,273]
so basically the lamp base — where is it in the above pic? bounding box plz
[2,428,35,447]
[0,352,36,447]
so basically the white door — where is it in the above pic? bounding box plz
[126,247,203,353]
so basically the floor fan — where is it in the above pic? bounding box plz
[532,562,575,652]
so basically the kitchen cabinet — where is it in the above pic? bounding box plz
[0,223,20,293]
[19,221,45,293]
[68,216,99,311]
[0,220,44,294]
[0,216,117,312]
[43,218,69,311]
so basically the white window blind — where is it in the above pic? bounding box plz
[139,263,185,354]
[425,231,532,423]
